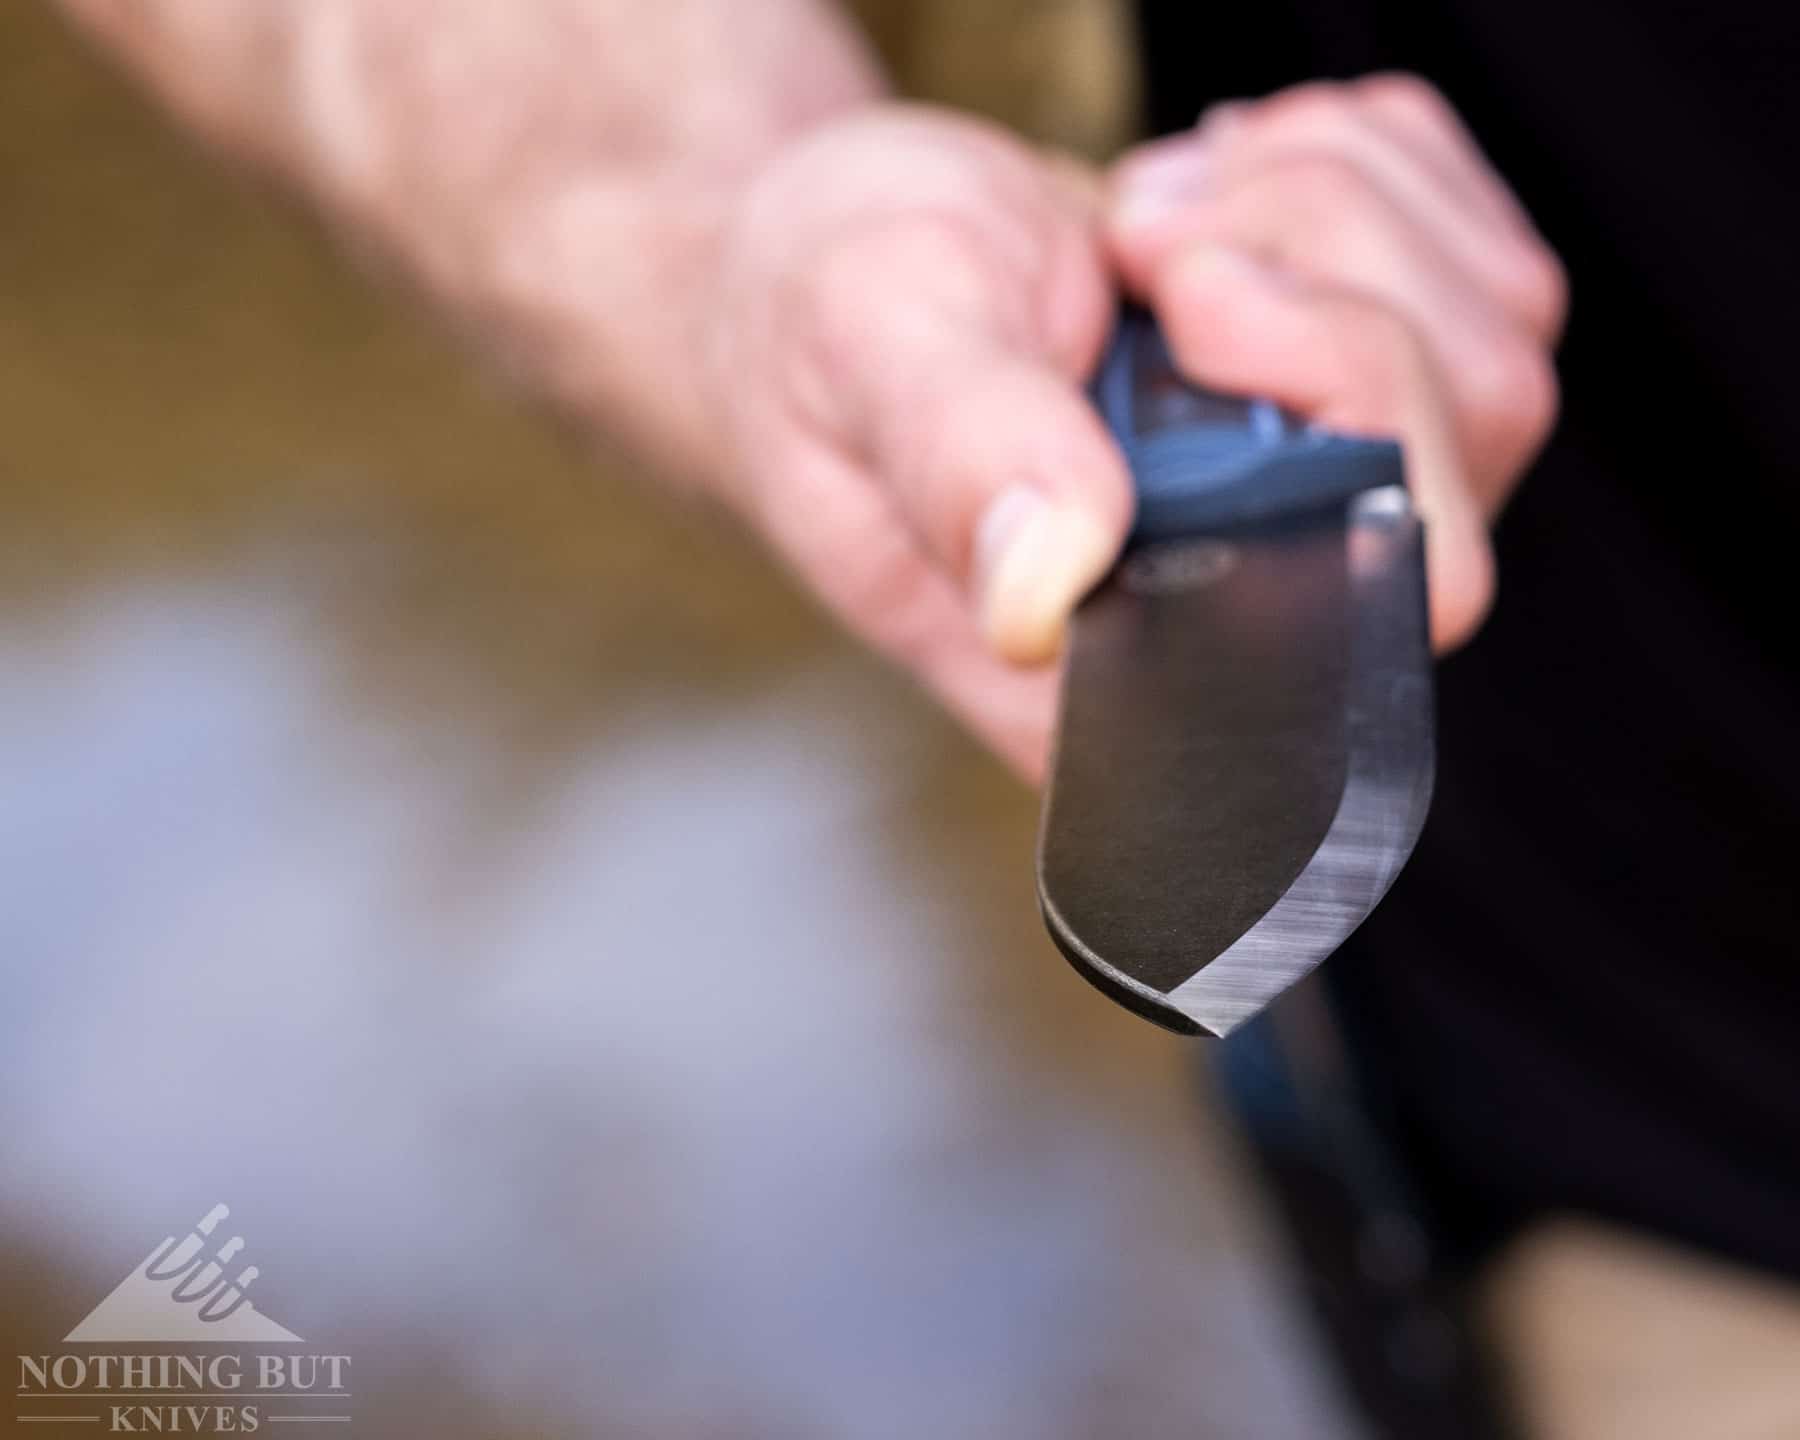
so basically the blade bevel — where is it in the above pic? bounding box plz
[1168,489,1433,1033]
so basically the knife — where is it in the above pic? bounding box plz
[1036,307,1435,1037]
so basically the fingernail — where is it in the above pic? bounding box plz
[1112,134,1211,232]
[974,485,1118,664]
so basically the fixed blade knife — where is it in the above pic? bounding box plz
[1036,308,1436,1037]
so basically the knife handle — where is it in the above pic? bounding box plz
[1094,307,1404,541]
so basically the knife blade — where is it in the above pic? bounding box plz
[1036,308,1435,1037]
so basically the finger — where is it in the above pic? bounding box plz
[796,224,1134,666]
[1151,244,1496,651]
[1111,87,1565,342]
[1114,150,1560,500]
[1350,75,1568,337]
[1113,122,1558,346]
[1350,75,1543,239]
[744,441,1061,780]
[886,339,1132,667]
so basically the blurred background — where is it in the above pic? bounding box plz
[0,3,1361,1435]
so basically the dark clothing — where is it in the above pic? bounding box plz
[1138,0,1800,1280]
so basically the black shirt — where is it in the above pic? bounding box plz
[1137,0,1800,1280]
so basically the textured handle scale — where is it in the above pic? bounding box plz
[1095,308,1405,541]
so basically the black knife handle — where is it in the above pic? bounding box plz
[1094,307,1405,541]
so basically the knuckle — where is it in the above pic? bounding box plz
[1513,244,1571,337]
[1470,338,1560,452]
[1256,83,1360,141]
[1356,72,1456,128]
[1229,85,1369,162]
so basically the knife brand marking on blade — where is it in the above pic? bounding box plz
[1118,539,1237,595]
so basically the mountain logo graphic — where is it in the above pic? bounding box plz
[64,1204,304,1344]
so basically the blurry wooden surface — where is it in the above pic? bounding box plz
[0,4,1353,1437]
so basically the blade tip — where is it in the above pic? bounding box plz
[1038,892,1225,1038]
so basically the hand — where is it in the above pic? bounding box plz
[700,81,1566,782]
[1108,74,1567,652]
[702,103,1129,780]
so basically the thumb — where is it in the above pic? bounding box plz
[828,301,1134,665]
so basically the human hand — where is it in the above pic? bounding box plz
[1108,74,1566,654]
[701,81,1566,782]
[703,103,1128,780]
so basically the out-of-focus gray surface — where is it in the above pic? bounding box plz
[0,6,1355,1435]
